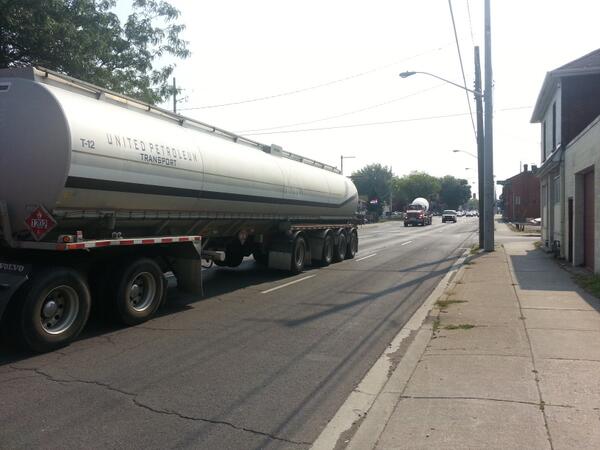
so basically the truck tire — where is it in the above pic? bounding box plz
[215,250,244,268]
[319,233,334,266]
[333,232,347,263]
[16,267,91,353]
[346,229,358,259]
[291,235,307,274]
[253,250,269,266]
[111,258,165,326]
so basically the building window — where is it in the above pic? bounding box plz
[553,176,560,204]
[542,120,547,160]
[552,102,557,151]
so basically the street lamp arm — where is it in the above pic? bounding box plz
[399,71,482,97]
[452,149,478,159]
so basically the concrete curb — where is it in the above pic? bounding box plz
[311,248,471,450]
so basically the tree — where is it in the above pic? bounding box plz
[0,0,190,104]
[351,164,393,216]
[439,176,472,209]
[466,197,479,210]
[394,172,441,210]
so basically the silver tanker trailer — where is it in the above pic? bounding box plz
[0,67,359,352]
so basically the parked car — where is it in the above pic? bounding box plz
[442,209,458,223]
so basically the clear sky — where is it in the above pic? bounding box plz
[135,0,597,195]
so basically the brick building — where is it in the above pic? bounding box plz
[500,165,540,222]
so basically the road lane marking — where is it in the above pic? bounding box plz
[355,253,377,262]
[401,240,413,246]
[261,275,316,294]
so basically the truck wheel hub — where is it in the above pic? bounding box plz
[42,300,59,318]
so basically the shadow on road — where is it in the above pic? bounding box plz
[0,258,297,364]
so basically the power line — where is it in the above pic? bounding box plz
[179,47,448,111]
[448,0,477,141]
[236,83,446,134]
[241,106,531,136]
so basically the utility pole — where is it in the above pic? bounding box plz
[474,46,485,249]
[483,0,495,252]
[340,155,355,176]
[172,77,177,114]
[390,166,393,213]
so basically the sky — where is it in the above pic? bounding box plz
[122,0,598,196]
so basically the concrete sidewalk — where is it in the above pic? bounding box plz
[345,224,600,449]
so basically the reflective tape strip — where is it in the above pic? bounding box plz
[55,236,201,250]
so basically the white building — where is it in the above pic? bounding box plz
[531,49,600,272]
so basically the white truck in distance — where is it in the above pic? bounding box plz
[0,67,359,353]
[403,197,432,227]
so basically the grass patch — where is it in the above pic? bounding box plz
[436,299,467,309]
[444,324,475,330]
[469,244,479,255]
[533,241,542,249]
[432,318,441,332]
[573,273,600,298]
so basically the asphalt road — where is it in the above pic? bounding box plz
[0,217,477,449]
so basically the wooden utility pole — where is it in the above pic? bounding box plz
[474,46,485,249]
[483,0,495,251]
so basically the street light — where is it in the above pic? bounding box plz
[399,71,482,97]
[340,155,355,176]
[452,149,477,159]
[400,57,493,252]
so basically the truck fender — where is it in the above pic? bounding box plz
[0,264,31,322]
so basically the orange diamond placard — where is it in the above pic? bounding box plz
[24,206,57,241]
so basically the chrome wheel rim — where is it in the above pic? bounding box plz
[351,234,358,254]
[127,272,157,312]
[324,238,333,261]
[295,241,305,268]
[40,285,79,335]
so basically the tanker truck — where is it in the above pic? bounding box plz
[0,67,359,352]
[403,197,432,227]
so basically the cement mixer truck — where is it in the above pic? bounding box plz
[403,197,432,227]
[0,67,359,352]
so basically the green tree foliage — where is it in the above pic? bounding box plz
[465,197,479,210]
[351,163,392,216]
[351,164,472,213]
[439,175,472,209]
[394,172,441,210]
[0,0,190,104]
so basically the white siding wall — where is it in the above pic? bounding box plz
[541,88,562,161]
[540,169,560,251]
[565,116,600,273]
[541,182,548,244]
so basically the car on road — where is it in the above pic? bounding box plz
[442,209,458,223]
